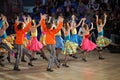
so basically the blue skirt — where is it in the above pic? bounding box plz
[55,36,64,50]
[70,34,82,45]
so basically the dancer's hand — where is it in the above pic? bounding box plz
[95,15,98,18]
[58,16,64,22]
[83,18,86,21]
[104,13,107,18]
[40,13,47,20]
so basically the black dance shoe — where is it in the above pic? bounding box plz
[28,63,34,66]
[69,55,78,59]
[62,64,69,67]
[7,57,11,63]
[13,67,21,71]
[46,68,53,72]
[40,55,48,61]
[99,57,105,60]
[82,58,87,62]
[0,55,4,59]
[21,59,27,62]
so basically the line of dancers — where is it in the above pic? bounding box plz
[0,12,113,72]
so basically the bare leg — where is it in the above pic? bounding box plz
[97,47,104,60]
[56,48,61,62]
[40,49,48,61]
[82,51,87,62]
[31,51,37,60]
[62,54,69,67]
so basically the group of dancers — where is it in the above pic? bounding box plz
[0,12,112,72]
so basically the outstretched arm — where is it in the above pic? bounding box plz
[22,15,27,24]
[2,16,9,29]
[82,18,86,27]
[75,18,83,28]
[53,16,63,34]
[40,14,48,32]
[102,13,107,28]
[95,15,98,25]
[22,16,32,33]
[36,23,41,28]
[89,22,94,31]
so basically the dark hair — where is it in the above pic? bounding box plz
[46,23,52,29]
[17,23,23,30]
[83,24,88,30]
[63,20,69,31]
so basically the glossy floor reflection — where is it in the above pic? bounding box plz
[0,49,120,80]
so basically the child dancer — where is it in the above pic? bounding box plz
[26,20,48,61]
[96,13,111,60]
[81,18,97,62]
[40,14,63,72]
[69,14,83,58]
[62,18,83,67]
[0,13,15,63]
[51,19,64,62]
[13,15,35,71]
[70,14,83,45]
[0,19,10,66]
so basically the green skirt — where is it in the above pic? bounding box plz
[96,36,111,47]
[63,40,78,55]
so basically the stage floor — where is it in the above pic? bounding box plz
[0,49,120,80]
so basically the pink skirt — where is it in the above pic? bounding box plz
[26,37,43,51]
[81,38,96,52]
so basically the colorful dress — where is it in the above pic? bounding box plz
[0,21,7,38]
[64,34,78,54]
[96,30,111,47]
[81,34,96,52]
[26,30,43,51]
[70,28,82,45]
[55,30,64,50]
[40,28,46,46]
[0,20,14,49]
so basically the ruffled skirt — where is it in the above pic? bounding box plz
[81,38,96,52]
[27,37,43,51]
[70,34,82,45]
[96,36,111,47]
[63,40,78,55]
[55,36,64,50]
